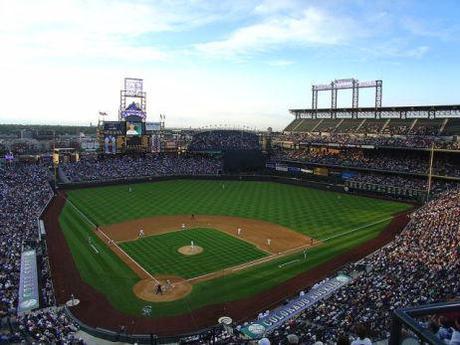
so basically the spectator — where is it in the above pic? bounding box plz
[450,318,460,345]
[0,163,83,344]
[61,154,223,182]
[336,334,351,345]
[189,130,260,152]
[351,325,372,345]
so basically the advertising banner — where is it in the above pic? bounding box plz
[287,166,301,173]
[146,122,161,132]
[103,121,125,135]
[17,250,39,314]
[151,134,161,153]
[104,136,117,154]
[275,164,288,172]
[240,275,351,339]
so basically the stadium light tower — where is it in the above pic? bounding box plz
[311,78,383,117]
[119,78,147,121]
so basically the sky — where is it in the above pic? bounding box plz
[0,0,459,131]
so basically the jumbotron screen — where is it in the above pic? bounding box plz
[126,121,143,136]
[103,121,125,135]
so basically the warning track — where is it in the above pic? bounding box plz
[44,191,412,335]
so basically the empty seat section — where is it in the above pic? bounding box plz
[336,119,363,133]
[284,118,302,131]
[296,119,322,132]
[410,119,444,135]
[442,118,460,135]
[357,119,387,134]
[382,119,413,135]
[315,119,340,133]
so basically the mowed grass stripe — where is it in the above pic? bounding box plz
[59,180,412,317]
[119,228,267,279]
[68,180,411,241]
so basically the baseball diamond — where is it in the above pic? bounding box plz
[5,11,460,342]
[55,179,411,321]
[120,228,269,278]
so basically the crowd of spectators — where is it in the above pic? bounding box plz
[61,154,223,182]
[1,157,459,344]
[0,164,83,343]
[229,189,460,344]
[274,148,460,177]
[18,308,83,344]
[189,130,260,151]
[410,124,442,136]
[345,173,460,194]
[275,132,460,150]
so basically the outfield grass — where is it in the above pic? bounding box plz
[120,228,267,278]
[66,180,410,240]
[59,180,411,317]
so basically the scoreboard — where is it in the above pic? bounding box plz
[99,120,153,154]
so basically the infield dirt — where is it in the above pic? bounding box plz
[177,245,204,255]
[102,214,317,254]
[133,276,193,302]
[45,191,412,335]
[98,215,318,301]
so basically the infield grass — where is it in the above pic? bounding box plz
[59,180,412,317]
[120,228,267,278]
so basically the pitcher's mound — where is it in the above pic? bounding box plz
[133,276,192,302]
[178,245,203,256]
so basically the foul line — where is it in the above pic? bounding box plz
[187,241,319,284]
[65,198,98,229]
[65,195,394,286]
[64,197,160,285]
[278,259,300,268]
[90,244,99,254]
[321,217,393,242]
[188,217,394,283]
[96,228,160,284]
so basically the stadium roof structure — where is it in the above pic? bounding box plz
[290,104,460,119]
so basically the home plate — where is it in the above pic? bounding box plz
[66,298,80,307]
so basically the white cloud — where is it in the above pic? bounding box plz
[0,61,294,130]
[405,46,430,59]
[0,0,451,130]
[195,7,358,58]
[0,0,249,64]
[253,0,303,15]
[402,17,459,41]
[267,59,294,67]
[359,38,430,60]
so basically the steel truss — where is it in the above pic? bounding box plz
[290,104,460,120]
[311,78,383,116]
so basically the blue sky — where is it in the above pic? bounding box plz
[0,0,459,130]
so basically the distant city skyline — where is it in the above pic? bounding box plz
[0,0,459,130]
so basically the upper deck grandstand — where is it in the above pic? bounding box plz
[286,105,460,138]
[188,129,261,152]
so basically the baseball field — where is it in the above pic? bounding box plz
[57,180,411,319]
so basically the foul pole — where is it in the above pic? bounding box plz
[426,143,435,200]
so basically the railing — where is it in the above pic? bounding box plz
[390,301,460,345]
[345,180,426,202]
[63,306,223,345]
